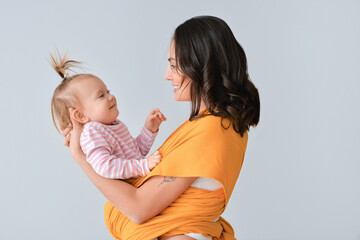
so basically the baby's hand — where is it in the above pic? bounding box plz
[147,151,161,170]
[145,108,167,133]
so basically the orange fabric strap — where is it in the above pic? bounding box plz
[104,115,248,239]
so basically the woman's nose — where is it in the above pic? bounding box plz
[165,66,172,81]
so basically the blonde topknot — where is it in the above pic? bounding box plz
[49,49,83,79]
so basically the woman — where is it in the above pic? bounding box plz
[64,16,260,239]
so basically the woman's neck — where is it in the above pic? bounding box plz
[199,101,206,112]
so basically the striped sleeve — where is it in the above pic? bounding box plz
[135,126,158,157]
[80,122,151,179]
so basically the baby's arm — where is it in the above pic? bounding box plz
[135,108,167,156]
[135,126,158,157]
[81,123,153,179]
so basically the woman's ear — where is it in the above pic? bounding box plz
[71,109,90,124]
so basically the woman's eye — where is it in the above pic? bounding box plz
[170,65,176,70]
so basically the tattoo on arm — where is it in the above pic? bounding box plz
[158,176,176,187]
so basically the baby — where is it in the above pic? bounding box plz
[50,52,166,179]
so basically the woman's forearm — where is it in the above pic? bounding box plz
[72,149,196,224]
[72,150,141,222]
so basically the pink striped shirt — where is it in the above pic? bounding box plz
[80,120,158,179]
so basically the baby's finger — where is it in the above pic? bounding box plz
[158,112,167,121]
[151,157,161,163]
[154,112,166,121]
[154,112,161,120]
[152,155,161,160]
[150,108,159,115]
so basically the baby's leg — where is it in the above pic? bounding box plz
[163,235,195,240]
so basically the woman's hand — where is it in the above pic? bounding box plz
[69,108,84,162]
[62,124,72,147]
[61,108,84,163]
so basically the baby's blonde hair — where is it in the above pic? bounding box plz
[49,50,97,133]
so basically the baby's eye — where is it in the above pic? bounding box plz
[99,94,104,98]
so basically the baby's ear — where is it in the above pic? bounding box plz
[71,109,90,124]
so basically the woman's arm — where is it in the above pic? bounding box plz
[65,109,196,224]
[74,150,196,224]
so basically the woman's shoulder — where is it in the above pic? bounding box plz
[193,114,231,131]
[191,114,247,143]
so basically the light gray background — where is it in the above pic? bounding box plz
[0,0,359,239]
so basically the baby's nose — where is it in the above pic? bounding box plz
[109,94,115,101]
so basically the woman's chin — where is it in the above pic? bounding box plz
[174,95,191,102]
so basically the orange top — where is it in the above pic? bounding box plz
[104,115,248,239]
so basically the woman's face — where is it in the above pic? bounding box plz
[165,42,191,102]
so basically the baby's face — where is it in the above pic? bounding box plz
[72,76,119,124]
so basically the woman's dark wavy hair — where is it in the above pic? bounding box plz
[173,16,260,137]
